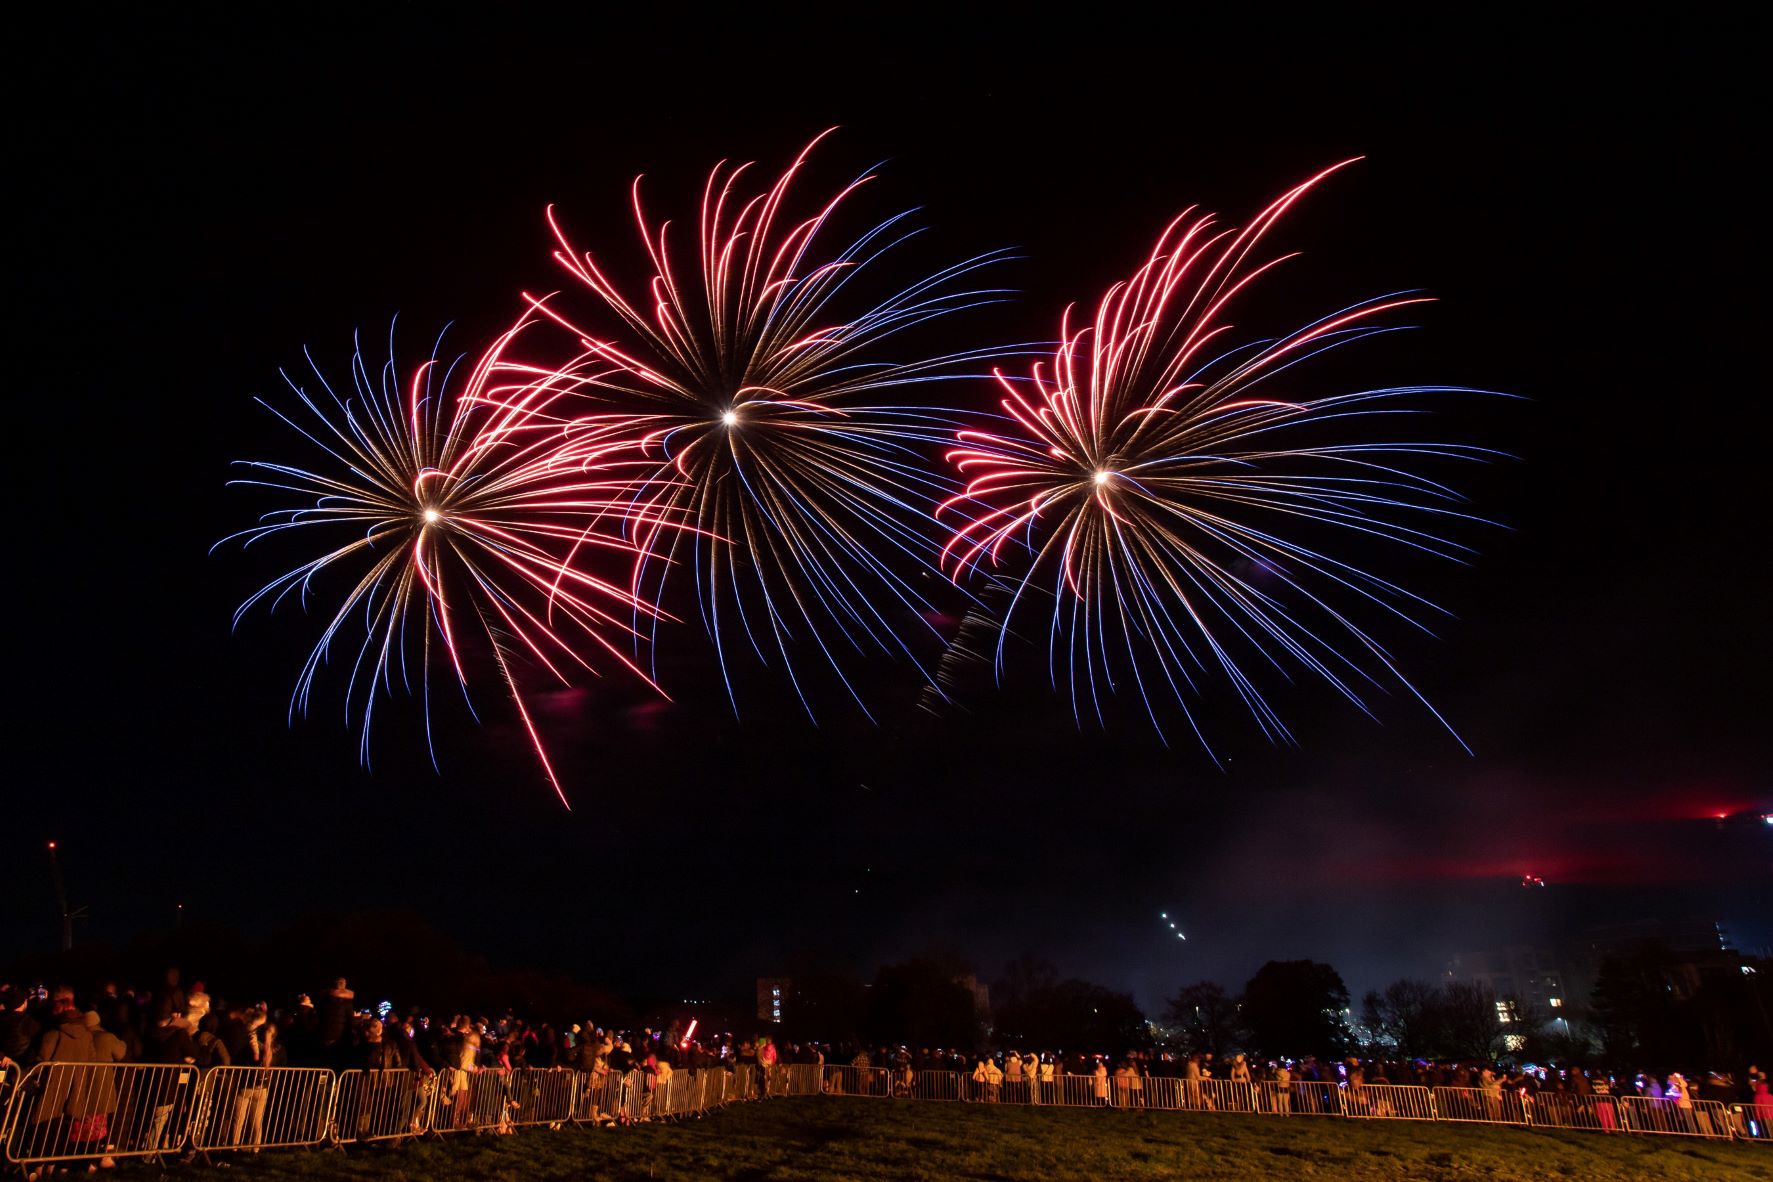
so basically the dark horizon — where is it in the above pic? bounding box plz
[10,10,1767,1015]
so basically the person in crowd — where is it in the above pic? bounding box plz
[1269,1060,1293,1114]
[342,1017,400,1141]
[1109,1059,1127,1107]
[440,1016,478,1130]
[893,1045,914,1098]
[1664,1071,1701,1135]
[758,1034,778,1098]
[1,985,40,1074]
[1183,1053,1204,1110]
[1478,1065,1503,1120]
[653,1049,675,1117]
[316,978,355,1067]
[214,1001,250,1068]
[394,1011,433,1075]
[281,993,318,1064]
[1751,1076,1773,1130]
[361,1017,404,1071]
[150,969,187,1040]
[588,1036,613,1124]
[77,1009,126,1167]
[29,989,102,1167]
[102,993,142,1064]
[185,990,230,1069]
[1589,1070,1618,1131]
[1090,1056,1109,1106]
[228,1006,281,1150]
[1346,1057,1368,1115]
[972,1054,1000,1102]
[531,1023,558,1069]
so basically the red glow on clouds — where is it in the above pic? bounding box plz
[1337,849,1651,887]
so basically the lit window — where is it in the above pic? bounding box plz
[1549,997,1562,1008]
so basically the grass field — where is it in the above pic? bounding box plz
[186,1097,1773,1181]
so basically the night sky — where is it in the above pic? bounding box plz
[11,10,1767,1012]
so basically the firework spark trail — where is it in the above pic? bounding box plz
[218,322,686,807]
[519,131,1018,719]
[940,161,1506,757]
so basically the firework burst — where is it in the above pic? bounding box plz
[941,161,1501,756]
[521,131,1013,718]
[219,323,678,806]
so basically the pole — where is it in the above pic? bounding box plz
[47,841,72,952]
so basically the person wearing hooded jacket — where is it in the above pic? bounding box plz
[30,988,103,1163]
[82,1010,126,1166]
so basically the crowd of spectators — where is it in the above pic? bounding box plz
[844,1045,1771,1119]
[1,972,789,1125]
[4,970,1771,1163]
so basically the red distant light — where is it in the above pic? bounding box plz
[47,841,56,850]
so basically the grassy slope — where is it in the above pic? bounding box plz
[206,1098,1770,1182]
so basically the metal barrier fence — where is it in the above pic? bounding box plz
[1057,1073,1108,1107]
[188,1065,334,1154]
[508,1067,577,1127]
[1528,1092,1613,1132]
[1253,1081,1291,1113]
[1615,1095,1733,1139]
[1733,1103,1773,1143]
[1432,1086,1529,1126]
[784,1064,822,1097]
[1285,1080,1344,1116]
[5,1059,1770,1171]
[822,1064,892,1097]
[1191,1079,1260,1113]
[1,1062,200,1167]
[332,1068,435,1144]
[431,1066,513,1134]
[653,1070,698,1119]
[909,1068,965,1101]
[1345,1084,1436,1121]
[568,1067,620,1124]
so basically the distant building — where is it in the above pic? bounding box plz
[1446,945,1567,1015]
[1447,916,1733,1017]
[756,977,789,1024]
